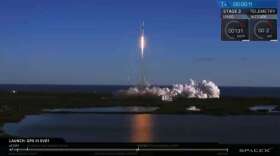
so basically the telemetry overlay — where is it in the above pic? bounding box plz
[219,0,278,41]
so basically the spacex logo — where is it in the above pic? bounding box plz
[239,148,272,153]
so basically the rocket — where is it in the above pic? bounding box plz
[141,21,144,36]
[140,21,145,59]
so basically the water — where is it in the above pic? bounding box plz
[0,85,280,97]
[44,106,159,113]
[249,105,279,112]
[3,114,280,143]
[0,84,128,93]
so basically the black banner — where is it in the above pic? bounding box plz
[1,138,280,156]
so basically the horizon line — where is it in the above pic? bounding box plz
[0,83,280,88]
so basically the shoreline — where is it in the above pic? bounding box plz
[1,92,280,138]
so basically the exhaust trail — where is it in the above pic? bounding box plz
[139,21,148,88]
[140,21,145,59]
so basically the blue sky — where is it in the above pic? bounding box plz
[0,0,279,86]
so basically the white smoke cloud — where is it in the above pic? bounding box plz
[118,79,220,99]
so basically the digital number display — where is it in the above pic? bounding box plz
[219,0,277,41]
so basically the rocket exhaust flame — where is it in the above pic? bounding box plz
[140,35,145,59]
[140,21,145,59]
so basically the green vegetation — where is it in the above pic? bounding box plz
[0,91,280,137]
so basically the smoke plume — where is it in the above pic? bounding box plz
[118,79,220,99]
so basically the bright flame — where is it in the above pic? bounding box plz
[140,35,145,59]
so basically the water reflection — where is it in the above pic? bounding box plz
[3,114,280,143]
[130,114,153,142]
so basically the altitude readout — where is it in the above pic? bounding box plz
[221,8,277,41]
